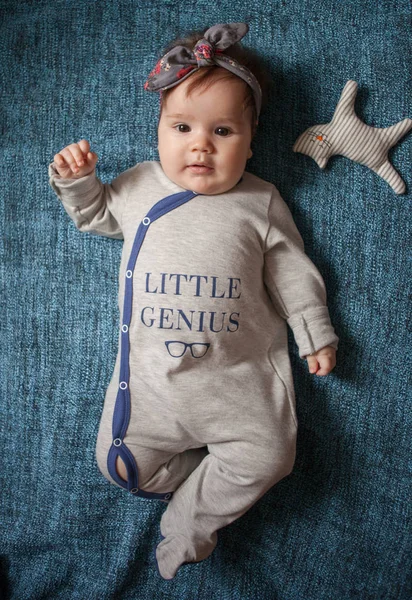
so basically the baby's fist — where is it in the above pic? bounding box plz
[306,346,336,376]
[53,139,98,179]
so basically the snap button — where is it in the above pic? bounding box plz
[121,324,128,333]
[131,488,139,494]
[126,270,133,278]
[113,438,122,447]
[119,381,128,390]
[142,217,150,226]
[164,493,172,500]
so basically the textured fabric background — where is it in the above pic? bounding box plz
[1,1,411,599]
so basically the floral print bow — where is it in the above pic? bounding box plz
[144,22,262,118]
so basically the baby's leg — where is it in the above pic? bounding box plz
[115,446,209,492]
[156,437,296,579]
[96,411,208,493]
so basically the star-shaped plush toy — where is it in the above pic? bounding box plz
[293,80,412,194]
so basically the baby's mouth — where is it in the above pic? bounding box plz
[187,164,214,173]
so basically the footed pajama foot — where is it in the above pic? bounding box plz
[155,534,201,580]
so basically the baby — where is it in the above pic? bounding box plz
[49,23,338,580]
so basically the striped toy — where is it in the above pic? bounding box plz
[293,80,412,194]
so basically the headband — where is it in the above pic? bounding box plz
[144,22,262,119]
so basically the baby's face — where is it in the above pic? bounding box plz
[157,74,253,195]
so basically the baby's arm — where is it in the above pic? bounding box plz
[263,188,338,375]
[49,139,134,239]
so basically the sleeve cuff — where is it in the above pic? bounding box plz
[287,306,339,358]
[48,162,100,206]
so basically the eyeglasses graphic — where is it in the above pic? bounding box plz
[165,341,211,359]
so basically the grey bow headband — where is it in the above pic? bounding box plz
[144,22,262,119]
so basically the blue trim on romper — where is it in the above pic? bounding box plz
[107,189,199,502]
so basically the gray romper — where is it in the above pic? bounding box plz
[49,160,338,578]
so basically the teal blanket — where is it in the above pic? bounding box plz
[1,1,411,598]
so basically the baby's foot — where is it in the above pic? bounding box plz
[155,534,197,580]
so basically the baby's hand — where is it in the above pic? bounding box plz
[306,345,336,376]
[53,139,98,179]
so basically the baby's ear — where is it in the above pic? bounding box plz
[247,147,253,159]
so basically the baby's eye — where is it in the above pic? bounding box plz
[215,127,231,136]
[175,124,190,133]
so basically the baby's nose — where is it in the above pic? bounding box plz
[191,132,213,153]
